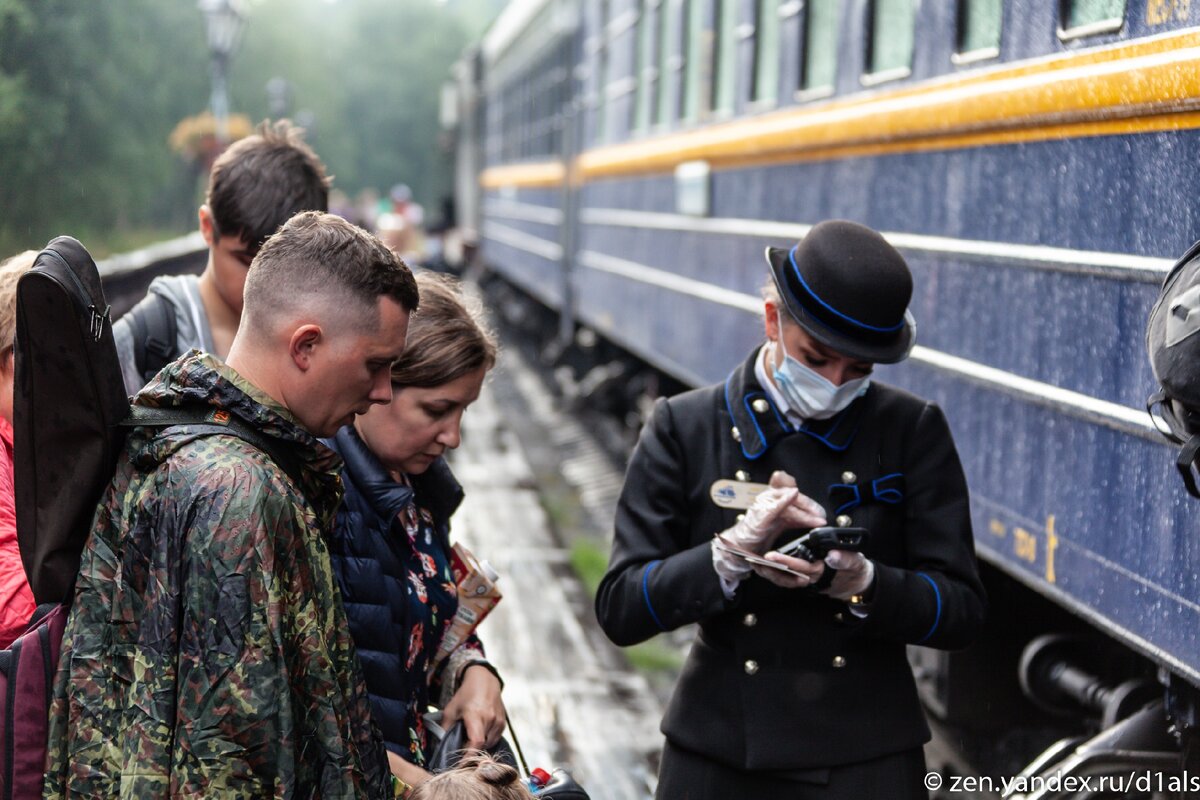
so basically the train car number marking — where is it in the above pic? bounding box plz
[1014,527,1038,563]
[1044,515,1058,584]
[1147,0,1190,25]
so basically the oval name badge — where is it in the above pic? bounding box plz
[709,479,770,509]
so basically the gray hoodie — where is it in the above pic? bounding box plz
[113,274,216,396]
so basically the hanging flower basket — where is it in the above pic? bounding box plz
[168,111,254,167]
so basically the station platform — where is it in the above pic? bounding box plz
[446,341,664,799]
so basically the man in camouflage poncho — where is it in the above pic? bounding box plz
[44,212,418,798]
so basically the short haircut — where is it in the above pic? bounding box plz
[0,251,36,351]
[390,271,497,388]
[408,752,534,800]
[206,119,331,251]
[242,212,419,336]
[761,274,789,326]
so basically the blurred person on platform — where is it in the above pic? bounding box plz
[376,183,426,263]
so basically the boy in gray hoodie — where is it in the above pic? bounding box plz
[114,119,331,395]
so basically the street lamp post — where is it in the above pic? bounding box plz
[199,0,246,146]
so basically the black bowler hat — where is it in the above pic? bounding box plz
[765,220,916,364]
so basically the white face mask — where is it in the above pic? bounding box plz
[771,335,870,420]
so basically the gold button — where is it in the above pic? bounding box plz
[735,470,750,481]
[832,656,846,668]
[744,660,759,675]
[736,513,746,522]
[731,426,742,442]
[743,613,757,627]
[752,398,770,414]
[834,612,845,623]
[836,514,852,527]
[841,471,857,484]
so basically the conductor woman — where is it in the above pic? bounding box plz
[595,220,986,799]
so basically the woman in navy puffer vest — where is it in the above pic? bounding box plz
[326,272,504,792]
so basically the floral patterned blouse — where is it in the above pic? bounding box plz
[327,425,491,766]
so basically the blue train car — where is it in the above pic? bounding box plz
[448,0,1200,789]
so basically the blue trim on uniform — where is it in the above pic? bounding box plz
[916,572,942,643]
[872,473,905,504]
[797,407,857,452]
[828,483,862,515]
[642,560,668,631]
[788,246,906,333]
[724,374,767,460]
[748,389,793,432]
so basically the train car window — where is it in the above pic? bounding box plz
[799,0,839,95]
[865,0,915,83]
[656,0,679,126]
[754,0,782,104]
[1059,0,1125,38]
[682,0,708,123]
[713,0,739,114]
[635,0,659,133]
[954,0,1001,63]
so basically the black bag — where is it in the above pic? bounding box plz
[426,718,518,773]
[426,717,591,799]
[14,236,129,605]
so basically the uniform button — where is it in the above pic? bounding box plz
[744,660,759,675]
[731,426,742,442]
[841,471,857,484]
[836,514,852,527]
[736,513,746,522]
[834,612,845,623]
[832,656,847,668]
[735,470,751,481]
[752,398,770,414]
[743,613,758,627]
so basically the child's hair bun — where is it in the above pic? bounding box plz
[476,757,519,787]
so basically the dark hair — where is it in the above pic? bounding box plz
[390,271,497,388]
[243,212,419,332]
[206,119,331,251]
[408,752,534,800]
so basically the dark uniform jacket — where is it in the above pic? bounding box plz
[595,348,986,773]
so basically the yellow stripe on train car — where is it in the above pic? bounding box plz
[479,28,1200,189]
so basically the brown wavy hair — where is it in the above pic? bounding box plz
[389,271,497,388]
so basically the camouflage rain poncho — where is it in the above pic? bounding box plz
[43,353,392,799]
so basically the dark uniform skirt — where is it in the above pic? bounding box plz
[655,740,930,800]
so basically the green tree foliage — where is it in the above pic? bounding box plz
[232,0,483,216]
[0,0,499,255]
[0,0,209,253]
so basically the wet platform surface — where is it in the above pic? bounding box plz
[447,346,663,799]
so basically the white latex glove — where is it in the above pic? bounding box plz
[712,471,826,591]
[821,550,875,602]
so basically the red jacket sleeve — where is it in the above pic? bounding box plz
[0,427,35,648]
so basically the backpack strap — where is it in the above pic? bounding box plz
[123,406,307,495]
[125,293,179,384]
